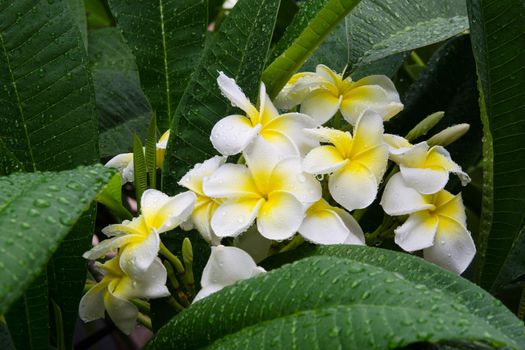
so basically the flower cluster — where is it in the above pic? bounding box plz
[82,64,475,333]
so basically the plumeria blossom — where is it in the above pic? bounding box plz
[275,64,403,125]
[303,111,389,211]
[384,134,470,194]
[380,173,476,273]
[105,130,171,184]
[79,256,169,334]
[299,199,365,245]
[178,155,226,245]
[210,72,317,157]
[83,189,196,277]
[203,152,321,240]
[194,245,265,302]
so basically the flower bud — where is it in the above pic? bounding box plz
[427,123,470,147]
[405,111,444,141]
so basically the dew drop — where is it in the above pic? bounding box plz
[33,199,50,208]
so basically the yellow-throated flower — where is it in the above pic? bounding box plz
[275,64,403,125]
[83,189,195,277]
[79,256,169,334]
[303,111,389,211]
[380,173,475,273]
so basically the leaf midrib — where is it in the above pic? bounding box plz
[159,0,172,123]
[0,31,36,172]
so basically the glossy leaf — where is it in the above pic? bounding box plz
[65,0,88,48]
[0,0,99,173]
[162,0,281,192]
[88,28,152,158]
[0,165,115,315]
[97,172,133,221]
[467,0,525,290]
[107,0,208,130]
[147,253,522,349]
[133,135,147,204]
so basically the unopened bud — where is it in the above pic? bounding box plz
[427,123,470,147]
[405,111,444,142]
[182,238,193,267]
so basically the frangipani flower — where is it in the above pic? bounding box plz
[194,245,265,302]
[79,256,169,334]
[303,111,389,211]
[178,156,226,245]
[275,64,403,125]
[380,173,476,273]
[105,130,171,184]
[83,189,196,277]
[203,155,321,240]
[384,134,470,194]
[210,72,317,157]
[299,199,365,245]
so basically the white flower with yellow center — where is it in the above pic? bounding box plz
[105,130,171,184]
[178,156,227,245]
[303,111,389,212]
[384,134,470,194]
[202,152,321,240]
[381,173,476,273]
[194,245,265,302]
[275,64,403,125]
[83,189,196,277]
[299,199,365,245]
[210,72,317,157]
[79,256,169,334]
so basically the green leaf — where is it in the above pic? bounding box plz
[145,114,157,189]
[88,28,152,158]
[148,252,522,349]
[467,0,525,290]
[387,36,482,170]
[262,0,362,97]
[107,0,208,130]
[0,319,15,350]
[96,172,133,221]
[47,206,96,349]
[0,0,99,172]
[263,245,525,345]
[85,0,113,28]
[0,165,115,315]
[162,0,281,193]
[65,0,88,49]
[133,135,147,204]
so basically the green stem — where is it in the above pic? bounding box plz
[131,299,151,314]
[167,297,185,312]
[137,313,152,330]
[159,242,185,274]
[279,235,305,253]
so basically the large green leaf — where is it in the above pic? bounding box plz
[0,0,99,172]
[65,0,88,49]
[0,165,114,315]
[262,0,362,97]
[147,252,522,349]
[88,28,152,158]
[467,0,525,290]
[107,0,208,130]
[263,245,525,345]
[162,0,281,192]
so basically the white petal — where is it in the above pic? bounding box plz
[121,258,170,299]
[196,245,265,301]
[424,217,476,274]
[427,146,471,186]
[203,163,261,198]
[217,71,258,116]
[303,145,347,174]
[104,287,139,334]
[233,225,272,263]
[299,200,356,245]
[119,230,160,278]
[329,163,378,211]
[270,157,322,204]
[334,208,366,245]
[257,191,305,240]
[79,281,108,322]
[394,212,438,252]
[141,190,196,233]
[300,90,342,125]
[105,153,134,184]
[316,64,340,84]
[82,235,136,260]
[178,156,227,195]
[156,130,170,149]
[192,200,221,245]
[211,198,264,237]
[380,173,436,216]
[400,165,450,194]
[264,112,318,155]
[275,72,330,110]
[210,115,260,155]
